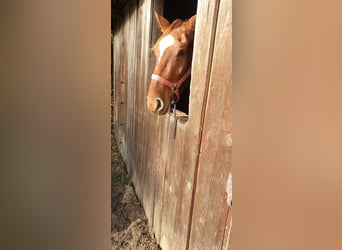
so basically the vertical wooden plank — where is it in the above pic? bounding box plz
[122,7,130,159]
[112,23,120,138]
[136,0,155,209]
[152,115,170,242]
[113,1,233,249]
[113,17,124,141]
[132,0,153,201]
[127,0,140,177]
[115,12,128,157]
[189,0,232,249]
[187,0,220,122]
[124,1,136,175]
[140,0,165,227]
[140,1,154,221]
[131,0,143,191]
[157,0,222,249]
[131,0,143,200]
[159,122,188,249]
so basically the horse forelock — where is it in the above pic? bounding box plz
[152,19,189,52]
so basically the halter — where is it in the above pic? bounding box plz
[151,67,191,102]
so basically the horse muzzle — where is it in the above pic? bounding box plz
[147,96,169,115]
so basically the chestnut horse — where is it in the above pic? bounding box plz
[147,11,196,115]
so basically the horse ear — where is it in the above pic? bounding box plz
[186,14,196,32]
[154,10,170,33]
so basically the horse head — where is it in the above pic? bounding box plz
[147,11,196,115]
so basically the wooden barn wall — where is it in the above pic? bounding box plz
[113,0,232,249]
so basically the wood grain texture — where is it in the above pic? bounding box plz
[189,0,232,249]
[112,0,232,249]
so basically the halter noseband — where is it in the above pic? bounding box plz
[151,67,191,102]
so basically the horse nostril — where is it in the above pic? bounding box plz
[156,98,163,111]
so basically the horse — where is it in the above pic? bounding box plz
[147,11,196,115]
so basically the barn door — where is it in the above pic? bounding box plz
[189,0,232,248]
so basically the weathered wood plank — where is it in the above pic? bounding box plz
[132,0,148,200]
[125,0,137,175]
[113,23,123,140]
[112,28,120,137]
[130,0,142,187]
[159,121,189,249]
[131,0,143,199]
[113,0,232,249]
[117,13,128,158]
[132,0,153,201]
[140,0,159,225]
[152,115,170,242]
[158,0,222,249]
[189,0,232,248]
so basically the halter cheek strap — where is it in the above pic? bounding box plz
[151,67,192,102]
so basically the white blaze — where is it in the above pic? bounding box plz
[159,34,175,62]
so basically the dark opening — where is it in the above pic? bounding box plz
[163,0,197,115]
[163,0,197,23]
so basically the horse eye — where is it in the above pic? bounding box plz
[177,49,186,56]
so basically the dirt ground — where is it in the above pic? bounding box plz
[111,135,161,250]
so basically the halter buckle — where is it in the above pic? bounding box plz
[171,83,178,93]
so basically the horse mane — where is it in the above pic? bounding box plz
[152,19,184,52]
